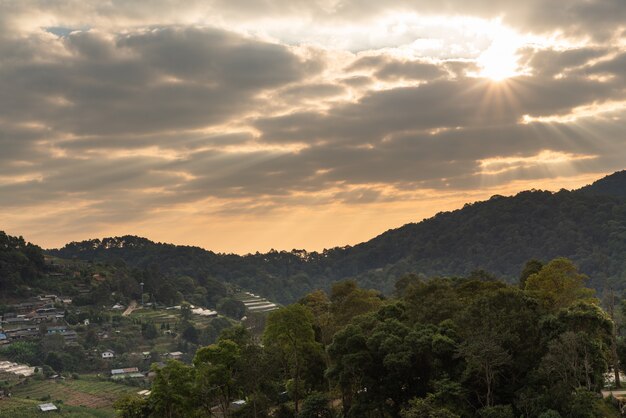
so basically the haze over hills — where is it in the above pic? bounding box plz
[44,170,626,303]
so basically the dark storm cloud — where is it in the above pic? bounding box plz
[0,26,321,138]
[255,73,624,145]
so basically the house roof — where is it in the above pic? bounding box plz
[38,403,58,411]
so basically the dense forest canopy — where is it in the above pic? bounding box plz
[115,258,624,418]
[0,231,46,293]
[48,170,626,303]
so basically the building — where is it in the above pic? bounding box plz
[102,350,115,359]
[63,330,78,344]
[111,367,139,376]
[46,325,68,335]
[0,361,36,379]
[38,403,58,412]
[111,367,143,379]
[4,325,39,340]
[165,351,183,360]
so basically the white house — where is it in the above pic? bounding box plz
[101,350,115,359]
[38,403,58,412]
[166,351,183,360]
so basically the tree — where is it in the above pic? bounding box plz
[218,298,246,320]
[114,394,150,418]
[182,323,199,344]
[180,302,192,320]
[149,360,194,418]
[0,341,41,364]
[478,405,515,418]
[519,259,543,288]
[194,339,242,417]
[457,336,511,408]
[84,328,99,348]
[401,396,460,418]
[524,258,596,312]
[298,392,334,418]
[330,280,382,328]
[157,282,181,306]
[263,304,320,413]
[142,322,158,340]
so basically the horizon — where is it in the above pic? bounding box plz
[12,170,615,254]
[1,1,625,254]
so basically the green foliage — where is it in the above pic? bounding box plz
[181,323,199,344]
[478,405,515,418]
[298,392,334,418]
[0,341,41,364]
[0,231,46,293]
[149,360,195,418]
[264,304,321,413]
[179,302,192,320]
[400,397,460,418]
[114,394,149,418]
[141,322,158,340]
[218,297,246,320]
[538,410,562,418]
[194,339,242,416]
[525,258,597,312]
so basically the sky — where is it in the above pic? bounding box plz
[1,0,625,253]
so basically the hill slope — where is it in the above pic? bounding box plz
[578,170,626,199]
[48,170,626,301]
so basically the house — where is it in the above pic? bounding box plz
[111,367,139,375]
[231,400,246,410]
[46,325,68,334]
[102,350,115,359]
[38,403,58,412]
[58,296,73,304]
[63,330,78,343]
[166,351,183,360]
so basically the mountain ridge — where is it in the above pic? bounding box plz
[46,169,626,302]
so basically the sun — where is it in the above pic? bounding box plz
[477,29,523,81]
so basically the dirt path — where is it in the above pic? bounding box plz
[122,300,137,316]
[602,389,626,398]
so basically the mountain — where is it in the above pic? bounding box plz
[48,170,626,302]
[578,170,626,199]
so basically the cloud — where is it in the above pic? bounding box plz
[0,1,625,252]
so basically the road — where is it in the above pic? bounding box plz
[122,300,137,316]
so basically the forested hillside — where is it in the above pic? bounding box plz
[579,170,626,199]
[115,259,623,418]
[0,231,46,294]
[48,171,626,302]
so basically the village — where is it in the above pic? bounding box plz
[0,262,280,417]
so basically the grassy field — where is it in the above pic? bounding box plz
[4,375,138,417]
[0,397,114,418]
